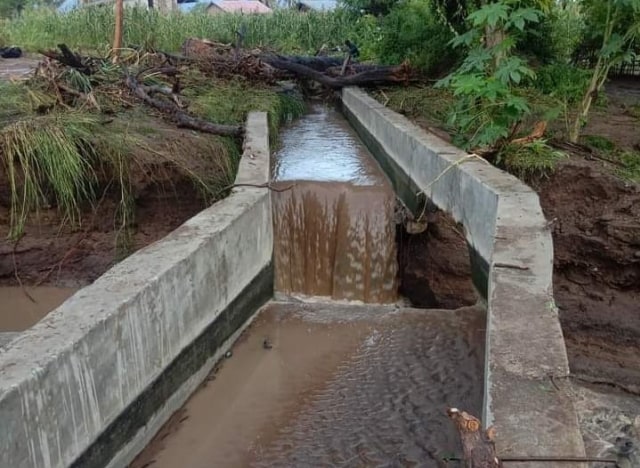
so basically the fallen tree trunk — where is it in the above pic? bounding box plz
[180,38,413,87]
[124,74,243,137]
[262,56,411,88]
[447,408,502,468]
[267,55,343,71]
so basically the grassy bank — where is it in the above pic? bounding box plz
[4,7,358,55]
[0,67,304,246]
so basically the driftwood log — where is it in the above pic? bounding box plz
[181,38,413,88]
[447,408,502,468]
[124,74,242,137]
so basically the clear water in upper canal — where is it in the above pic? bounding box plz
[131,103,485,468]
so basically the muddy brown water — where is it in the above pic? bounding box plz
[132,303,486,468]
[0,286,76,331]
[272,103,398,303]
[131,104,486,467]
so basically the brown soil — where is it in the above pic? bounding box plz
[533,159,640,388]
[531,78,640,387]
[397,210,478,309]
[0,115,236,288]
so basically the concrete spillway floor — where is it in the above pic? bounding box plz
[131,301,485,468]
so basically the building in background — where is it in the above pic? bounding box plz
[177,0,271,14]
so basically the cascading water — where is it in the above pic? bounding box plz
[271,103,398,303]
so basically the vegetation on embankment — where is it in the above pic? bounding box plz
[0,56,304,256]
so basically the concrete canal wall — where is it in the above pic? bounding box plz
[342,87,586,466]
[0,112,272,468]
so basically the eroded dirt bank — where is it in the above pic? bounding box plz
[534,160,640,389]
[397,210,478,309]
[0,119,236,288]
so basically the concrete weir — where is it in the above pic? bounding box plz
[342,87,586,466]
[0,95,586,467]
[0,113,273,468]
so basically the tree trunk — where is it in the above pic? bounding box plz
[447,408,502,468]
[570,0,615,143]
[112,0,124,64]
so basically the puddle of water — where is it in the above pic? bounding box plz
[132,302,485,468]
[272,104,399,303]
[0,286,77,331]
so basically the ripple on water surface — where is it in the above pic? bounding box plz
[132,303,485,468]
[272,104,387,186]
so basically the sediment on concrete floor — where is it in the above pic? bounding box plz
[342,87,587,466]
[0,112,272,468]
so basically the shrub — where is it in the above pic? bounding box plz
[373,0,457,73]
[534,63,591,103]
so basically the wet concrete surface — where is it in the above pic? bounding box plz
[272,103,398,303]
[570,380,640,467]
[131,302,486,468]
[0,286,76,331]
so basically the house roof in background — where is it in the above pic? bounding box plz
[213,0,272,13]
[178,0,272,13]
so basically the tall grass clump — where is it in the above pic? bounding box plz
[1,111,101,238]
[183,78,304,138]
[6,6,358,54]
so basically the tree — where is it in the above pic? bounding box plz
[570,0,640,142]
[435,1,542,150]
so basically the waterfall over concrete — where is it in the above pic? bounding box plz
[271,104,398,303]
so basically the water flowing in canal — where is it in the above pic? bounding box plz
[131,103,485,468]
[271,104,398,303]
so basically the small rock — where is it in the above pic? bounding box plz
[263,338,273,350]
[224,350,232,358]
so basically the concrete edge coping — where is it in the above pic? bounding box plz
[0,111,273,468]
[341,87,587,465]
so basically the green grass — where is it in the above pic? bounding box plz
[372,86,454,130]
[582,134,617,152]
[5,6,358,54]
[616,151,640,183]
[0,67,302,241]
[184,77,305,139]
[498,140,567,180]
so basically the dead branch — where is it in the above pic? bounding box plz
[40,44,94,75]
[124,74,242,137]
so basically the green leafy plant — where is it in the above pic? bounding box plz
[435,1,542,151]
[373,0,457,72]
[534,63,591,104]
